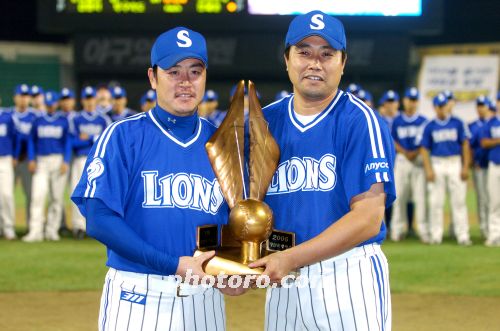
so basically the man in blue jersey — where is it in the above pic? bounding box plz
[109,86,137,122]
[0,107,17,240]
[248,11,396,330]
[12,84,38,230]
[139,89,157,112]
[70,86,111,239]
[480,97,500,247]
[72,27,238,330]
[420,93,471,245]
[379,90,400,129]
[22,91,71,242]
[390,87,429,242]
[469,96,493,239]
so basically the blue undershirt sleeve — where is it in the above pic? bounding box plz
[85,198,180,276]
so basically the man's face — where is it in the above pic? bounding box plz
[32,94,45,109]
[434,105,447,120]
[403,97,418,116]
[285,36,345,102]
[14,94,30,109]
[82,97,97,112]
[477,104,489,118]
[384,100,399,117]
[97,88,112,107]
[60,98,76,112]
[148,58,206,117]
[112,97,127,112]
[141,100,156,112]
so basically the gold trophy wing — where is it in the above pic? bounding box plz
[205,80,246,209]
[247,80,280,201]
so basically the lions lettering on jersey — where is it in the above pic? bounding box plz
[142,170,224,214]
[267,154,336,194]
[432,128,458,143]
[79,123,104,136]
[37,125,63,138]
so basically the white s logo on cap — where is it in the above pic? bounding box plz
[310,14,325,30]
[176,30,193,48]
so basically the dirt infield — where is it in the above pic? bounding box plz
[1,290,499,331]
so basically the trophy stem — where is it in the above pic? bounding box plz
[241,241,260,264]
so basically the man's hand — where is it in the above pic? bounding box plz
[216,277,250,296]
[60,163,69,174]
[28,161,36,173]
[405,150,418,161]
[248,251,296,284]
[79,133,90,140]
[426,170,435,182]
[176,250,215,283]
[460,167,469,181]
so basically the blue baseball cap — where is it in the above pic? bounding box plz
[476,95,490,106]
[81,86,96,99]
[203,89,218,102]
[31,85,44,96]
[357,89,373,102]
[285,10,346,51]
[382,90,400,103]
[274,90,290,101]
[433,93,448,107]
[14,84,30,95]
[443,90,454,100]
[111,86,126,99]
[404,87,419,100]
[151,27,208,70]
[140,90,156,106]
[44,90,60,107]
[347,83,361,94]
[60,87,75,99]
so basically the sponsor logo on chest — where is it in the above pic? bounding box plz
[397,125,419,139]
[142,171,225,214]
[267,154,337,195]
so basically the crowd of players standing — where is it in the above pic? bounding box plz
[0,82,499,247]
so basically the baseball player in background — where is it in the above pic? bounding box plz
[479,94,500,247]
[12,84,38,229]
[469,96,493,238]
[95,85,113,115]
[357,88,374,108]
[71,26,242,331]
[420,93,472,245]
[198,89,226,126]
[390,87,429,242]
[139,89,157,112]
[22,91,71,242]
[249,11,396,330]
[109,86,137,122]
[379,90,400,129]
[0,106,17,240]
[30,85,46,113]
[70,86,111,239]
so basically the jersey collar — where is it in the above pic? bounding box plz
[148,110,202,148]
[288,89,343,133]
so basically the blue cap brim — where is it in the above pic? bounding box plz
[156,53,207,70]
[286,32,345,51]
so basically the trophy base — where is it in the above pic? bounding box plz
[194,248,264,276]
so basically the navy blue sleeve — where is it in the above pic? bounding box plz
[85,198,180,276]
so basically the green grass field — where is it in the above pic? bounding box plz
[2,181,499,297]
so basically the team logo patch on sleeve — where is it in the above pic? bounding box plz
[364,158,389,175]
[120,290,146,305]
[87,157,105,185]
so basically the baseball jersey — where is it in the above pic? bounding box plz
[28,112,71,162]
[12,108,38,159]
[420,116,470,157]
[71,109,228,275]
[391,113,427,151]
[263,91,396,246]
[109,108,137,122]
[0,109,16,156]
[469,118,489,168]
[72,111,111,157]
[479,116,500,164]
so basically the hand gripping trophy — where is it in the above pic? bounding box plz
[194,80,280,275]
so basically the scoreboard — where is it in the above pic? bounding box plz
[56,0,244,14]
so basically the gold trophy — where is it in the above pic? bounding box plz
[194,80,280,275]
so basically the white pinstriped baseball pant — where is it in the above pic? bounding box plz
[265,244,391,331]
[99,268,226,331]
